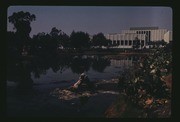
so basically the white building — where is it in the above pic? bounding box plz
[164,31,173,43]
[105,27,172,49]
[105,33,146,49]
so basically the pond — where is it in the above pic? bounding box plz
[7,54,139,87]
[31,55,135,84]
[6,54,141,117]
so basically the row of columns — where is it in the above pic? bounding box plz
[112,40,145,46]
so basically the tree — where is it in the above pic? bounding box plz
[50,27,61,37]
[8,11,36,38]
[155,40,167,47]
[133,37,140,49]
[59,32,70,48]
[49,27,61,51]
[91,33,109,47]
[8,11,36,55]
[148,40,167,48]
[31,27,70,55]
[7,31,21,57]
[70,31,90,49]
[31,32,47,55]
[50,27,70,49]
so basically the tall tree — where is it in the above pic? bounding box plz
[8,11,36,55]
[8,11,36,38]
[49,27,61,51]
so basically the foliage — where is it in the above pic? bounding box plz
[91,33,110,47]
[148,40,167,48]
[118,44,172,117]
[132,37,140,49]
[30,27,70,55]
[59,32,70,48]
[8,11,36,37]
[70,31,90,49]
[8,11,36,57]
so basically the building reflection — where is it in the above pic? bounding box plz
[110,56,139,68]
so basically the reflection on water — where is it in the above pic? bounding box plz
[92,56,111,72]
[111,58,133,68]
[7,54,140,87]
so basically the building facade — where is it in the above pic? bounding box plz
[105,27,172,49]
[164,31,173,43]
[105,33,146,49]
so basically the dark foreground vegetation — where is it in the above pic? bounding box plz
[105,43,172,118]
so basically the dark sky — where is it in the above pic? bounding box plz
[7,6,172,37]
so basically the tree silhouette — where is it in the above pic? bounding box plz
[31,27,69,55]
[50,27,61,37]
[8,11,36,37]
[59,32,70,48]
[70,31,90,49]
[133,37,140,49]
[91,33,109,47]
[8,11,36,55]
[49,27,61,52]
[50,27,70,49]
